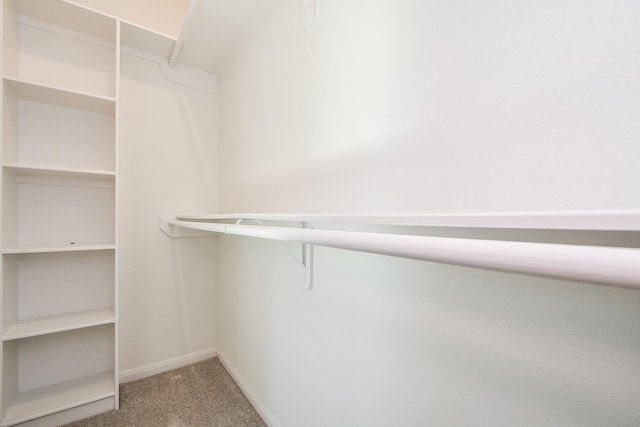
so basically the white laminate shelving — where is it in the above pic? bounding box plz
[8,0,116,42]
[2,79,116,173]
[2,308,115,341]
[2,166,116,249]
[2,248,116,369]
[2,371,115,426]
[2,324,115,426]
[1,0,119,425]
[120,20,176,58]
[2,243,116,255]
[4,0,116,98]
[2,78,116,114]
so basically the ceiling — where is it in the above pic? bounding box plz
[177,0,281,76]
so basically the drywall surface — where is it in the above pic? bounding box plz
[217,1,640,426]
[119,54,218,373]
[220,0,640,213]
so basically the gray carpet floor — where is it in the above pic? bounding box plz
[64,357,267,427]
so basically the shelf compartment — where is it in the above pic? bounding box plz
[3,308,115,341]
[4,0,116,98]
[2,78,116,172]
[2,371,115,426]
[2,250,115,334]
[8,0,116,42]
[2,325,115,424]
[2,167,115,249]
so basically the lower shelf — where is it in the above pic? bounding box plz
[2,371,115,426]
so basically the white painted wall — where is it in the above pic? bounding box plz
[118,53,218,374]
[217,1,640,426]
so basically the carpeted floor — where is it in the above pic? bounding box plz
[64,357,267,427]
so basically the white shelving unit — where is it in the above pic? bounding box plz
[1,0,119,425]
[3,371,115,426]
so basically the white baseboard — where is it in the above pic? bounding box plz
[217,350,282,427]
[119,348,217,383]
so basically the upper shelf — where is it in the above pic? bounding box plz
[176,211,640,231]
[59,0,179,59]
[11,0,116,42]
[120,22,176,59]
[62,0,185,40]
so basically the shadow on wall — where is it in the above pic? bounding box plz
[169,236,218,351]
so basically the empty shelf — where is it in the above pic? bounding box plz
[3,243,116,254]
[2,164,116,180]
[3,78,115,115]
[3,308,115,341]
[2,371,115,426]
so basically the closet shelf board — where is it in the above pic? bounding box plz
[12,0,116,42]
[2,371,115,426]
[3,78,116,115]
[2,243,116,255]
[3,164,116,180]
[2,308,115,341]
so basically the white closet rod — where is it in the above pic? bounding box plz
[166,219,640,289]
[176,210,640,230]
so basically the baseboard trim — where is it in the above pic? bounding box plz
[217,350,282,427]
[119,348,217,383]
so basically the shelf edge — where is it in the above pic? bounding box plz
[2,308,116,341]
[2,244,116,255]
[2,372,115,426]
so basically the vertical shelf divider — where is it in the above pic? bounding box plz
[113,17,122,412]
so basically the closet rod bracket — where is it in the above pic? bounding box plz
[237,219,314,290]
[161,216,314,289]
